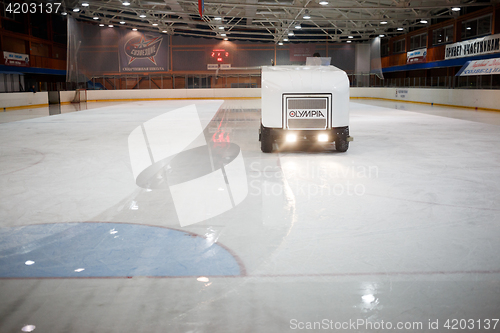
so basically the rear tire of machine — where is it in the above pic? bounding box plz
[261,133,273,153]
[335,138,349,152]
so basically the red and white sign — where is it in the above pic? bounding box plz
[3,51,29,67]
[456,58,500,76]
[407,48,427,64]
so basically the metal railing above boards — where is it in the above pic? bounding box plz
[3,72,500,93]
[88,72,262,90]
[348,73,500,89]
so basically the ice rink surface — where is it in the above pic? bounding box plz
[0,99,499,332]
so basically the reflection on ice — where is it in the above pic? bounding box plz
[361,294,376,303]
[127,103,248,226]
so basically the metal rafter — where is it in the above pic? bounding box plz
[52,0,496,42]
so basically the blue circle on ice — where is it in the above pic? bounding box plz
[0,223,243,278]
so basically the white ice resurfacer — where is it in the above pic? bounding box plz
[259,65,353,153]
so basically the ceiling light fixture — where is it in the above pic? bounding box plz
[73,8,80,12]
[99,23,104,26]
[224,37,228,40]
[214,16,222,21]
[294,22,301,29]
[61,12,67,15]
[81,2,89,7]
[451,7,460,11]
[139,14,146,18]
[379,34,384,37]
[93,16,99,20]
[122,1,131,5]
[221,33,227,36]
[319,0,328,5]
[108,24,113,27]
[283,37,289,41]
[347,40,352,43]
[162,30,167,33]
[132,28,137,31]
[420,19,428,24]
[288,31,294,36]
[380,21,387,24]
[348,35,353,38]
[120,21,125,24]
[152,23,158,26]
[218,26,224,30]
[303,10,311,19]
[397,27,404,31]
[278,41,284,45]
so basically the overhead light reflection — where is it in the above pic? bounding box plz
[25,260,35,265]
[362,294,376,303]
[197,276,209,282]
[21,325,36,332]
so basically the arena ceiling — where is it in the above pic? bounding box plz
[63,0,498,42]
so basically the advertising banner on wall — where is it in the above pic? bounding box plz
[119,31,169,72]
[289,44,316,62]
[456,58,500,76]
[3,51,29,67]
[445,33,500,60]
[407,48,427,64]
